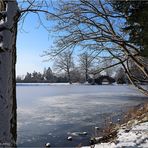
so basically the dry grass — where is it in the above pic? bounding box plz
[91,102,148,145]
[123,103,148,123]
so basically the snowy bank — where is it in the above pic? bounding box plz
[83,121,148,148]
[83,103,148,148]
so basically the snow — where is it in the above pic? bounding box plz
[84,143,115,148]
[16,83,81,86]
[83,122,148,148]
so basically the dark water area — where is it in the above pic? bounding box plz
[16,84,147,147]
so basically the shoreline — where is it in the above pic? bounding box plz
[82,102,148,148]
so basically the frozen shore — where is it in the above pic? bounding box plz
[83,103,148,148]
[83,121,148,148]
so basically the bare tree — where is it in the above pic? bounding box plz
[101,58,114,76]
[79,52,94,81]
[0,0,147,146]
[47,0,148,95]
[54,50,74,84]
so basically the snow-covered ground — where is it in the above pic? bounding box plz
[83,121,148,148]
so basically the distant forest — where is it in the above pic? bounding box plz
[16,66,128,84]
[16,67,70,83]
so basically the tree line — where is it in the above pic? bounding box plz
[0,0,148,146]
[16,67,128,84]
[16,67,69,83]
[16,50,130,84]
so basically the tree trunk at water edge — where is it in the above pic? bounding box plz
[0,0,20,146]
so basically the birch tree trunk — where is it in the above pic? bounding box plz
[0,0,20,146]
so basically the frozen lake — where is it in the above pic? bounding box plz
[16,84,147,147]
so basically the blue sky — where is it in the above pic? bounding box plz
[16,0,122,76]
[16,13,54,76]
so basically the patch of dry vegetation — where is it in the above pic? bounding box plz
[90,102,148,145]
[123,103,148,124]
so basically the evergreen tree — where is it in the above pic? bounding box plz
[43,67,53,82]
[24,72,32,82]
[112,1,148,57]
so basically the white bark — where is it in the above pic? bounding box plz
[0,0,19,146]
